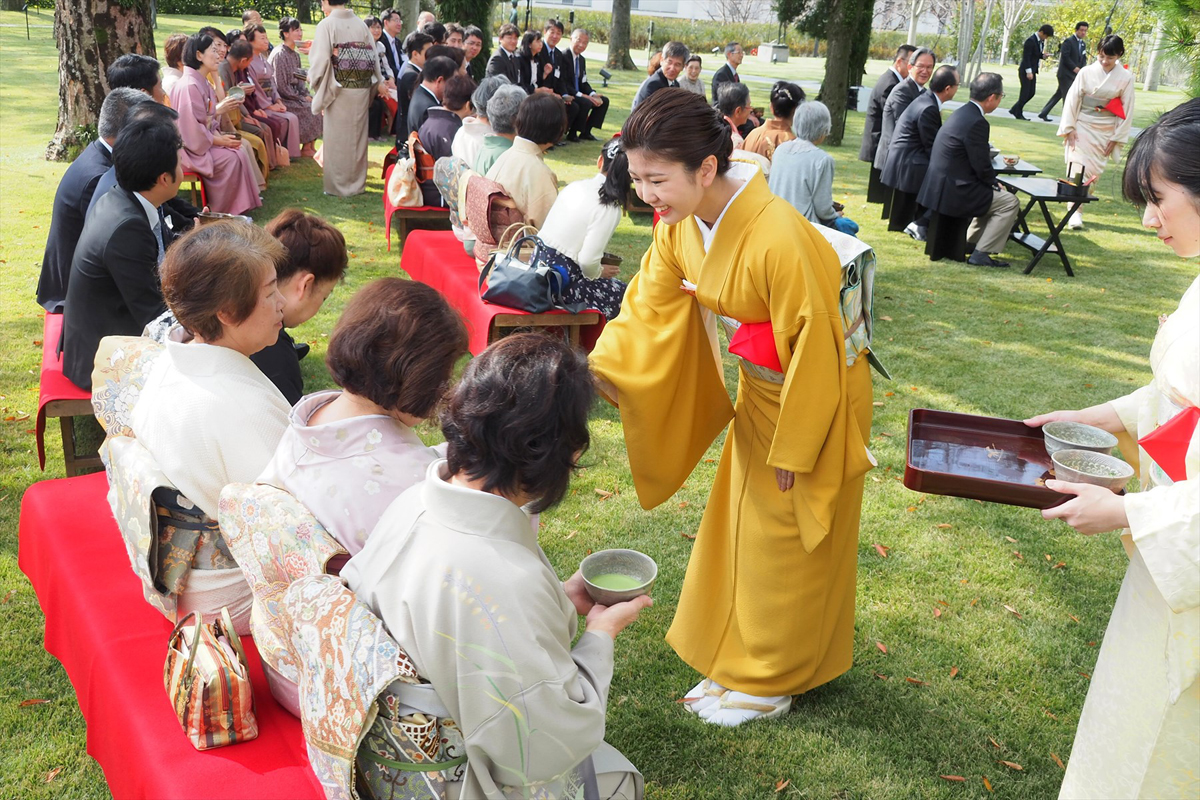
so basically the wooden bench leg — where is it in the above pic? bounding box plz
[59,416,80,478]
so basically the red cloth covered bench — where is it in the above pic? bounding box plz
[18,473,322,800]
[35,312,99,476]
[382,163,451,251]
[400,230,605,356]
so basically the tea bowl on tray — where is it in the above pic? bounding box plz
[1042,421,1118,456]
[1051,449,1134,493]
[580,549,657,606]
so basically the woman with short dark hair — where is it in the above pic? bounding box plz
[259,278,467,555]
[485,93,566,227]
[162,33,189,95]
[268,17,323,158]
[343,333,647,799]
[590,89,874,726]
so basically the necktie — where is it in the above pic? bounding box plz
[154,208,166,265]
[575,56,580,93]
[733,71,739,83]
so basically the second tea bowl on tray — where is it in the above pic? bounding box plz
[1042,421,1118,456]
[1051,449,1134,493]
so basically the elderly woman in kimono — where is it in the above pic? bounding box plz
[589,89,874,726]
[268,17,322,158]
[343,333,648,799]
[1057,34,1135,229]
[308,0,384,197]
[1027,97,1199,800]
[168,33,261,215]
[244,23,301,159]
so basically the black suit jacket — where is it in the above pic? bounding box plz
[1019,33,1044,75]
[917,102,997,219]
[1058,35,1087,80]
[632,69,676,109]
[874,77,924,171]
[38,139,113,312]
[394,61,422,137]
[87,169,195,234]
[559,50,595,97]
[537,45,567,95]
[486,48,520,84]
[515,54,541,94]
[380,31,403,79]
[406,85,440,140]
[881,91,942,194]
[859,69,902,163]
[710,63,738,101]
[62,188,167,389]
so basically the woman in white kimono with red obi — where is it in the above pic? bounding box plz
[1028,98,1199,800]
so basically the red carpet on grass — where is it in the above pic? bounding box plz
[18,473,322,800]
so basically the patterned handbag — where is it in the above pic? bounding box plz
[164,608,259,750]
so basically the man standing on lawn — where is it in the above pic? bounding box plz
[1009,24,1053,120]
[860,44,915,204]
[1039,21,1088,121]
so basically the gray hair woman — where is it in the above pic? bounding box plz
[451,75,510,167]
[473,83,524,174]
[768,101,859,235]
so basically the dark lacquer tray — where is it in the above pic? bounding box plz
[904,409,1067,509]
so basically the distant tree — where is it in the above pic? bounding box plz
[295,0,312,24]
[818,0,874,145]
[1151,0,1199,94]
[608,0,636,70]
[438,0,492,69]
[997,0,1034,66]
[47,0,155,162]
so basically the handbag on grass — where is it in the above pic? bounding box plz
[164,608,258,750]
[479,234,583,313]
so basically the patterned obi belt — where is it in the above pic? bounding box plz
[153,489,238,596]
[333,41,377,89]
[718,315,785,385]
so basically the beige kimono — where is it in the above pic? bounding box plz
[1056,62,1135,181]
[308,6,381,196]
[342,461,641,800]
[1059,276,1199,799]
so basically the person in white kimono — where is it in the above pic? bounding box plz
[1027,97,1199,800]
[1056,34,1135,229]
[308,0,384,197]
[343,333,649,800]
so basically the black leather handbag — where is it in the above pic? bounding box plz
[478,235,570,313]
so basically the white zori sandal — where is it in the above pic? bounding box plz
[697,691,792,727]
[681,678,727,714]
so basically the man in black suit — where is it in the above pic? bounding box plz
[860,44,916,202]
[882,66,960,240]
[632,40,688,110]
[710,42,742,102]
[559,28,609,141]
[874,47,936,178]
[1039,21,1088,120]
[486,23,521,84]
[406,56,457,140]
[538,20,568,93]
[463,25,485,81]
[1009,24,1053,119]
[88,103,183,220]
[394,31,433,141]
[62,118,181,389]
[379,8,404,79]
[37,88,151,312]
[917,73,1020,268]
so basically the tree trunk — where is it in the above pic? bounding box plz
[820,0,859,145]
[969,0,996,82]
[1142,19,1165,90]
[906,0,924,44]
[398,0,420,36]
[607,0,637,70]
[46,0,155,162]
[295,0,313,25]
[955,0,975,76]
[999,25,1011,66]
[1,0,24,10]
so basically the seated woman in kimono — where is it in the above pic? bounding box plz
[259,278,468,557]
[119,221,291,631]
[485,92,566,228]
[343,333,649,800]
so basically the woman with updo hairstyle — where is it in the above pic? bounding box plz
[742,80,804,160]
[1026,97,1199,799]
[343,333,648,799]
[259,278,467,556]
[162,33,189,95]
[589,88,874,726]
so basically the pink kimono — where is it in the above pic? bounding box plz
[169,67,262,215]
[249,54,301,158]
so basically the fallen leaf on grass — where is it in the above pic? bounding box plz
[1045,554,1053,561]
[970,597,979,607]
[1045,709,1059,720]
[873,672,889,680]
[19,699,50,707]
[905,677,927,686]
[982,776,993,792]
[1051,752,1065,769]
[1013,551,1024,560]
[1078,672,1091,680]
[885,391,895,397]
[1005,536,1018,543]
[950,666,959,678]
[879,315,893,322]
[933,607,942,619]
[704,458,716,463]
[594,489,613,500]
[681,532,696,540]
[675,696,700,704]
[775,779,790,792]
[1003,605,1023,619]
[873,401,885,407]
[936,523,952,529]
[564,531,577,540]
[44,767,62,783]
[878,431,893,437]
[906,506,917,512]
[939,775,966,782]
[997,760,1023,771]
[1068,614,1080,623]
[1,589,14,604]
[1052,562,1066,569]
[876,641,888,655]
[988,737,1001,749]
[677,501,688,509]
[873,543,890,558]
[937,599,950,606]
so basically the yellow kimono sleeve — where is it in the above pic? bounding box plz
[589,225,734,510]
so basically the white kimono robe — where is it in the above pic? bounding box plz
[342,461,641,800]
[1056,62,1135,181]
[1059,276,1200,799]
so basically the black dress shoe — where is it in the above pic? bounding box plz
[579,132,598,141]
[294,341,311,360]
[565,133,579,142]
[1009,109,1026,120]
[967,252,1010,268]
[1037,114,1051,122]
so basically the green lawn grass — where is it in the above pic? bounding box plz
[1,10,1195,799]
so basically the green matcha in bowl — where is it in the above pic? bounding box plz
[1051,449,1134,493]
[580,549,657,606]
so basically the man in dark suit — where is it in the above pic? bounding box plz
[379,8,404,79]
[860,44,915,202]
[917,73,1020,268]
[538,19,567,93]
[406,56,457,140]
[558,28,609,141]
[1009,24,1053,119]
[632,40,688,110]
[710,42,742,101]
[37,88,151,312]
[88,103,183,220]
[1039,21,1088,120]
[874,47,936,177]
[394,31,432,141]
[62,118,181,389]
[486,23,521,84]
[882,66,960,240]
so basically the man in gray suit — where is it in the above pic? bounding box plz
[859,44,915,202]
[1039,21,1088,120]
[873,47,936,178]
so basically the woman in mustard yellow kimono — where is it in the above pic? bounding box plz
[589,90,875,726]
